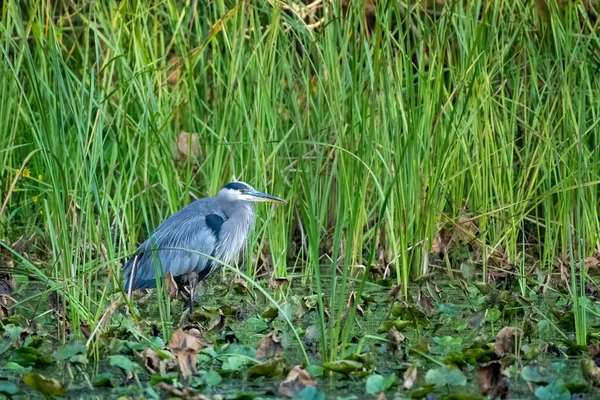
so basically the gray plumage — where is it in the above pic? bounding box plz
[122,181,285,311]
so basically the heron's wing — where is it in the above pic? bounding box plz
[122,200,226,291]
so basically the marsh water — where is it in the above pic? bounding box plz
[1,272,597,400]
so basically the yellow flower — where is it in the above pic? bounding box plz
[15,169,20,174]
[38,175,42,180]
[22,169,31,178]
[32,196,38,202]
[435,216,440,222]
[39,210,43,215]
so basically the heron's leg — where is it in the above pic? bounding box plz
[187,272,199,315]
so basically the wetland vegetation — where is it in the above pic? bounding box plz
[1,1,600,399]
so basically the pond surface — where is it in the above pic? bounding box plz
[1,273,598,399]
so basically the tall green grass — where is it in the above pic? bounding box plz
[1,0,599,359]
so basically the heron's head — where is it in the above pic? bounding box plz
[218,181,286,203]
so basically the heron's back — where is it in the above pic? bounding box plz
[122,198,223,291]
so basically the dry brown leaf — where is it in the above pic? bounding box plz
[403,366,417,389]
[456,213,479,243]
[256,331,284,360]
[155,382,211,400]
[0,262,16,318]
[168,327,211,378]
[165,272,179,300]
[175,131,200,163]
[232,278,248,294]
[494,326,523,358]
[386,327,405,354]
[584,257,600,268]
[476,360,511,398]
[269,277,290,289]
[388,285,402,302]
[278,365,317,398]
[431,227,454,255]
[581,359,600,387]
[346,292,365,317]
[207,311,227,333]
[416,291,434,314]
[139,348,161,374]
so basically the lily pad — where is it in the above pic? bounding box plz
[294,385,325,400]
[365,373,397,394]
[425,365,467,388]
[534,379,570,400]
[521,364,553,384]
[0,380,22,397]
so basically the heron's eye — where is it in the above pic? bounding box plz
[239,189,245,193]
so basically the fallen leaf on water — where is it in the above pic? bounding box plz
[23,372,66,398]
[256,331,284,360]
[168,327,211,378]
[476,360,510,398]
[278,365,317,397]
[403,366,417,389]
[365,373,397,394]
[494,326,523,358]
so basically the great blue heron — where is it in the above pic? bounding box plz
[122,181,285,313]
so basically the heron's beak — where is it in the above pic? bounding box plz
[249,190,286,203]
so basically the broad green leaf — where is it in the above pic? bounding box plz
[53,342,86,362]
[108,355,139,373]
[92,372,114,388]
[1,361,31,374]
[305,365,324,377]
[221,355,246,371]
[247,317,269,334]
[203,370,223,386]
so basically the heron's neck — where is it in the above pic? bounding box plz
[217,201,256,265]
